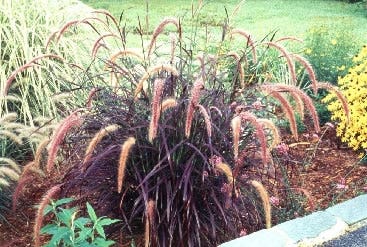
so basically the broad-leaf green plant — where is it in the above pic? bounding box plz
[41,198,119,247]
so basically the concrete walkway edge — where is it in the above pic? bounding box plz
[219,194,367,247]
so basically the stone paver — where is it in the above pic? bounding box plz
[326,194,367,225]
[219,228,291,247]
[274,211,337,242]
[219,194,367,247]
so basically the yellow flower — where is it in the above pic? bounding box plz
[305,48,312,55]
[331,39,337,45]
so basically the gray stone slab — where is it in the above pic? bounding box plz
[326,194,367,225]
[274,211,337,242]
[219,228,291,247]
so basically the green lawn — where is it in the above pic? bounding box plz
[82,0,366,43]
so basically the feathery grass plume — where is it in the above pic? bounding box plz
[47,111,83,173]
[0,113,18,124]
[250,180,271,229]
[261,86,298,140]
[0,157,21,173]
[21,161,45,178]
[83,124,120,170]
[239,111,268,164]
[34,184,61,247]
[3,54,64,96]
[12,175,33,211]
[210,106,223,117]
[0,167,19,181]
[44,30,58,50]
[287,90,305,121]
[0,130,23,145]
[231,116,241,159]
[263,42,297,84]
[215,162,234,183]
[317,82,350,123]
[12,161,44,212]
[258,118,281,150]
[117,137,136,193]
[227,51,245,88]
[54,17,106,42]
[2,64,36,96]
[55,20,79,42]
[267,84,320,133]
[134,65,179,99]
[147,17,180,58]
[92,9,119,28]
[291,53,318,94]
[91,33,119,58]
[197,104,212,138]
[161,98,177,112]
[145,200,155,247]
[108,49,144,64]
[274,36,303,43]
[185,78,204,138]
[149,79,165,142]
[230,29,257,63]
[86,88,101,108]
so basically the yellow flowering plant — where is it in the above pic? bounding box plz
[323,45,367,150]
[303,25,358,84]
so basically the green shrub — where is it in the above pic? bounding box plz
[40,198,119,247]
[303,25,359,84]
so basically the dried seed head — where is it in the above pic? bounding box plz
[161,98,177,112]
[258,118,281,150]
[117,137,136,193]
[215,162,234,183]
[231,116,241,159]
[263,42,296,84]
[250,180,271,229]
[134,65,178,99]
[83,124,120,170]
[34,185,62,247]
[47,111,83,173]
[239,111,269,164]
[291,53,317,94]
[197,104,212,138]
[147,18,180,58]
[317,82,350,123]
[185,78,204,137]
[261,85,298,140]
[230,29,257,63]
[145,200,155,247]
[148,79,165,142]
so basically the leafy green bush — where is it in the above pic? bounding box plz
[303,25,358,85]
[40,198,119,247]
